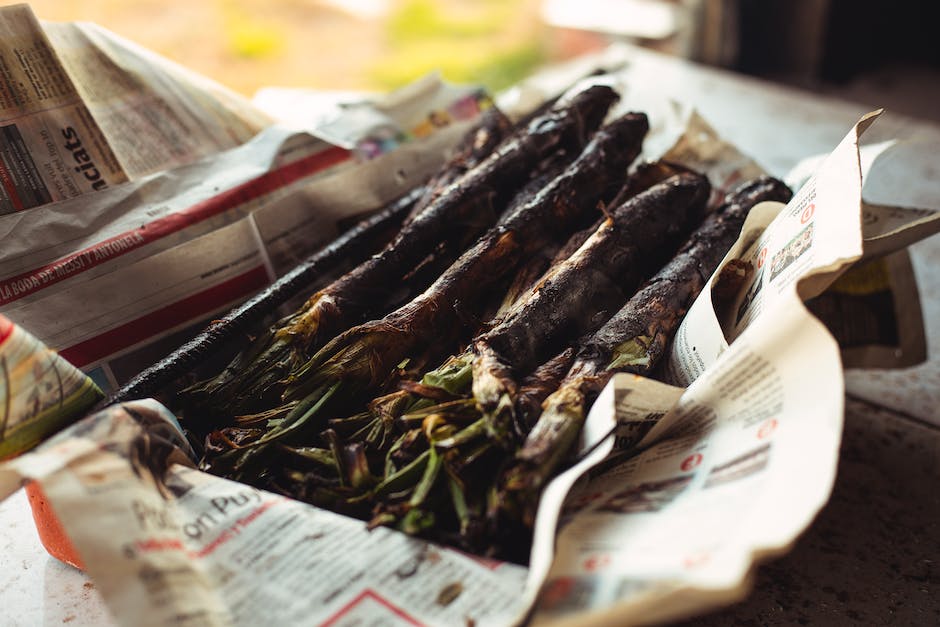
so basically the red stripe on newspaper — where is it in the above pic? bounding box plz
[0,146,350,307]
[321,590,423,627]
[0,159,25,213]
[59,265,269,367]
[192,500,277,559]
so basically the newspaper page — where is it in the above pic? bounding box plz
[0,400,529,627]
[43,19,272,178]
[0,4,127,213]
[788,139,940,368]
[0,314,101,459]
[0,77,488,392]
[786,138,940,262]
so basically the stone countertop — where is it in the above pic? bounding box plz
[1,44,938,625]
[0,488,113,626]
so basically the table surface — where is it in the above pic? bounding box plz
[2,44,938,626]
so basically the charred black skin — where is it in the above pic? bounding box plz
[506,163,702,428]
[285,111,650,399]
[571,175,793,395]
[198,111,647,492]
[404,106,513,223]
[185,87,619,417]
[506,176,792,512]
[472,173,712,418]
[177,110,514,417]
[514,348,576,429]
[289,85,621,352]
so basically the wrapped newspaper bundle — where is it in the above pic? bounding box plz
[2,8,940,626]
[3,99,940,625]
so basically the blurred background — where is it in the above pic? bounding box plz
[25,0,940,122]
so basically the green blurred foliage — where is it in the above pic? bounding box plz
[387,0,507,42]
[374,0,545,91]
[221,0,286,60]
[28,0,546,94]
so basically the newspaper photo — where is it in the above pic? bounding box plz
[0,314,101,460]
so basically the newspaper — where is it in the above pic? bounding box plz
[807,249,927,369]
[0,4,275,213]
[789,139,940,368]
[0,4,127,212]
[42,19,272,179]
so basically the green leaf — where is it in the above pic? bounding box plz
[421,353,473,396]
[607,337,653,370]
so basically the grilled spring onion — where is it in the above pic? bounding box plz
[186,85,618,417]
[283,172,713,555]
[471,173,712,440]
[202,111,647,480]
[283,112,649,402]
[182,107,513,417]
[500,176,793,523]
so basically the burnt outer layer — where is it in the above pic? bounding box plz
[506,164,699,428]
[472,172,712,411]
[570,175,794,394]
[178,109,515,417]
[403,106,513,223]
[285,111,649,398]
[185,89,617,417]
[285,85,621,351]
[513,348,577,428]
[502,176,791,519]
